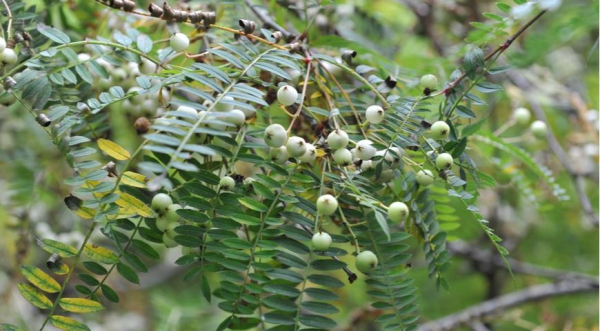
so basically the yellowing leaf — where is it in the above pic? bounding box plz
[59,298,105,313]
[49,262,70,275]
[37,238,78,257]
[97,139,130,160]
[49,315,90,331]
[83,243,119,264]
[121,171,148,188]
[20,266,61,293]
[115,192,154,218]
[73,206,96,220]
[17,283,53,309]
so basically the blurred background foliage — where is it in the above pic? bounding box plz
[0,0,598,330]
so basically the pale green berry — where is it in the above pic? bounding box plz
[264,124,288,148]
[430,121,450,140]
[165,222,179,239]
[356,250,378,273]
[156,216,169,231]
[388,202,409,222]
[286,136,307,157]
[416,170,434,186]
[219,176,236,191]
[0,48,17,65]
[269,146,289,164]
[316,194,338,216]
[170,33,190,52]
[327,129,349,150]
[151,193,173,214]
[530,120,548,139]
[298,143,317,163]
[139,57,157,75]
[215,96,235,112]
[311,232,332,251]
[513,107,531,125]
[165,204,182,223]
[163,232,179,248]
[420,74,438,90]
[435,153,453,170]
[333,148,352,166]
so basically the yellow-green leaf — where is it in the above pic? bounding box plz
[115,192,154,218]
[20,266,61,293]
[37,238,78,257]
[49,262,70,275]
[121,171,148,188]
[83,244,119,264]
[58,298,104,313]
[97,138,130,160]
[17,283,53,309]
[49,315,90,331]
[73,205,96,220]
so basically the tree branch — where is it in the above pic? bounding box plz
[418,279,599,331]
[448,240,597,282]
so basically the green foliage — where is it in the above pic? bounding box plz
[0,0,596,330]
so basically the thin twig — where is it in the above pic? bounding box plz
[432,10,548,97]
[1,0,13,39]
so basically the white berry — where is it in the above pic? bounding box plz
[163,232,179,248]
[356,140,376,160]
[177,105,198,122]
[151,193,173,214]
[0,38,5,53]
[170,33,190,52]
[388,202,409,222]
[215,96,235,112]
[298,143,317,163]
[277,85,298,106]
[416,170,434,186]
[165,204,182,223]
[360,160,373,171]
[264,124,288,148]
[365,105,385,124]
[0,48,17,65]
[531,120,548,139]
[513,107,531,125]
[139,57,157,75]
[333,148,352,166]
[224,109,246,127]
[327,129,349,150]
[435,153,453,170]
[286,136,307,157]
[269,146,289,164]
[312,232,332,251]
[316,194,338,216]
[430,121,450,140]
[219,176,236,190]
